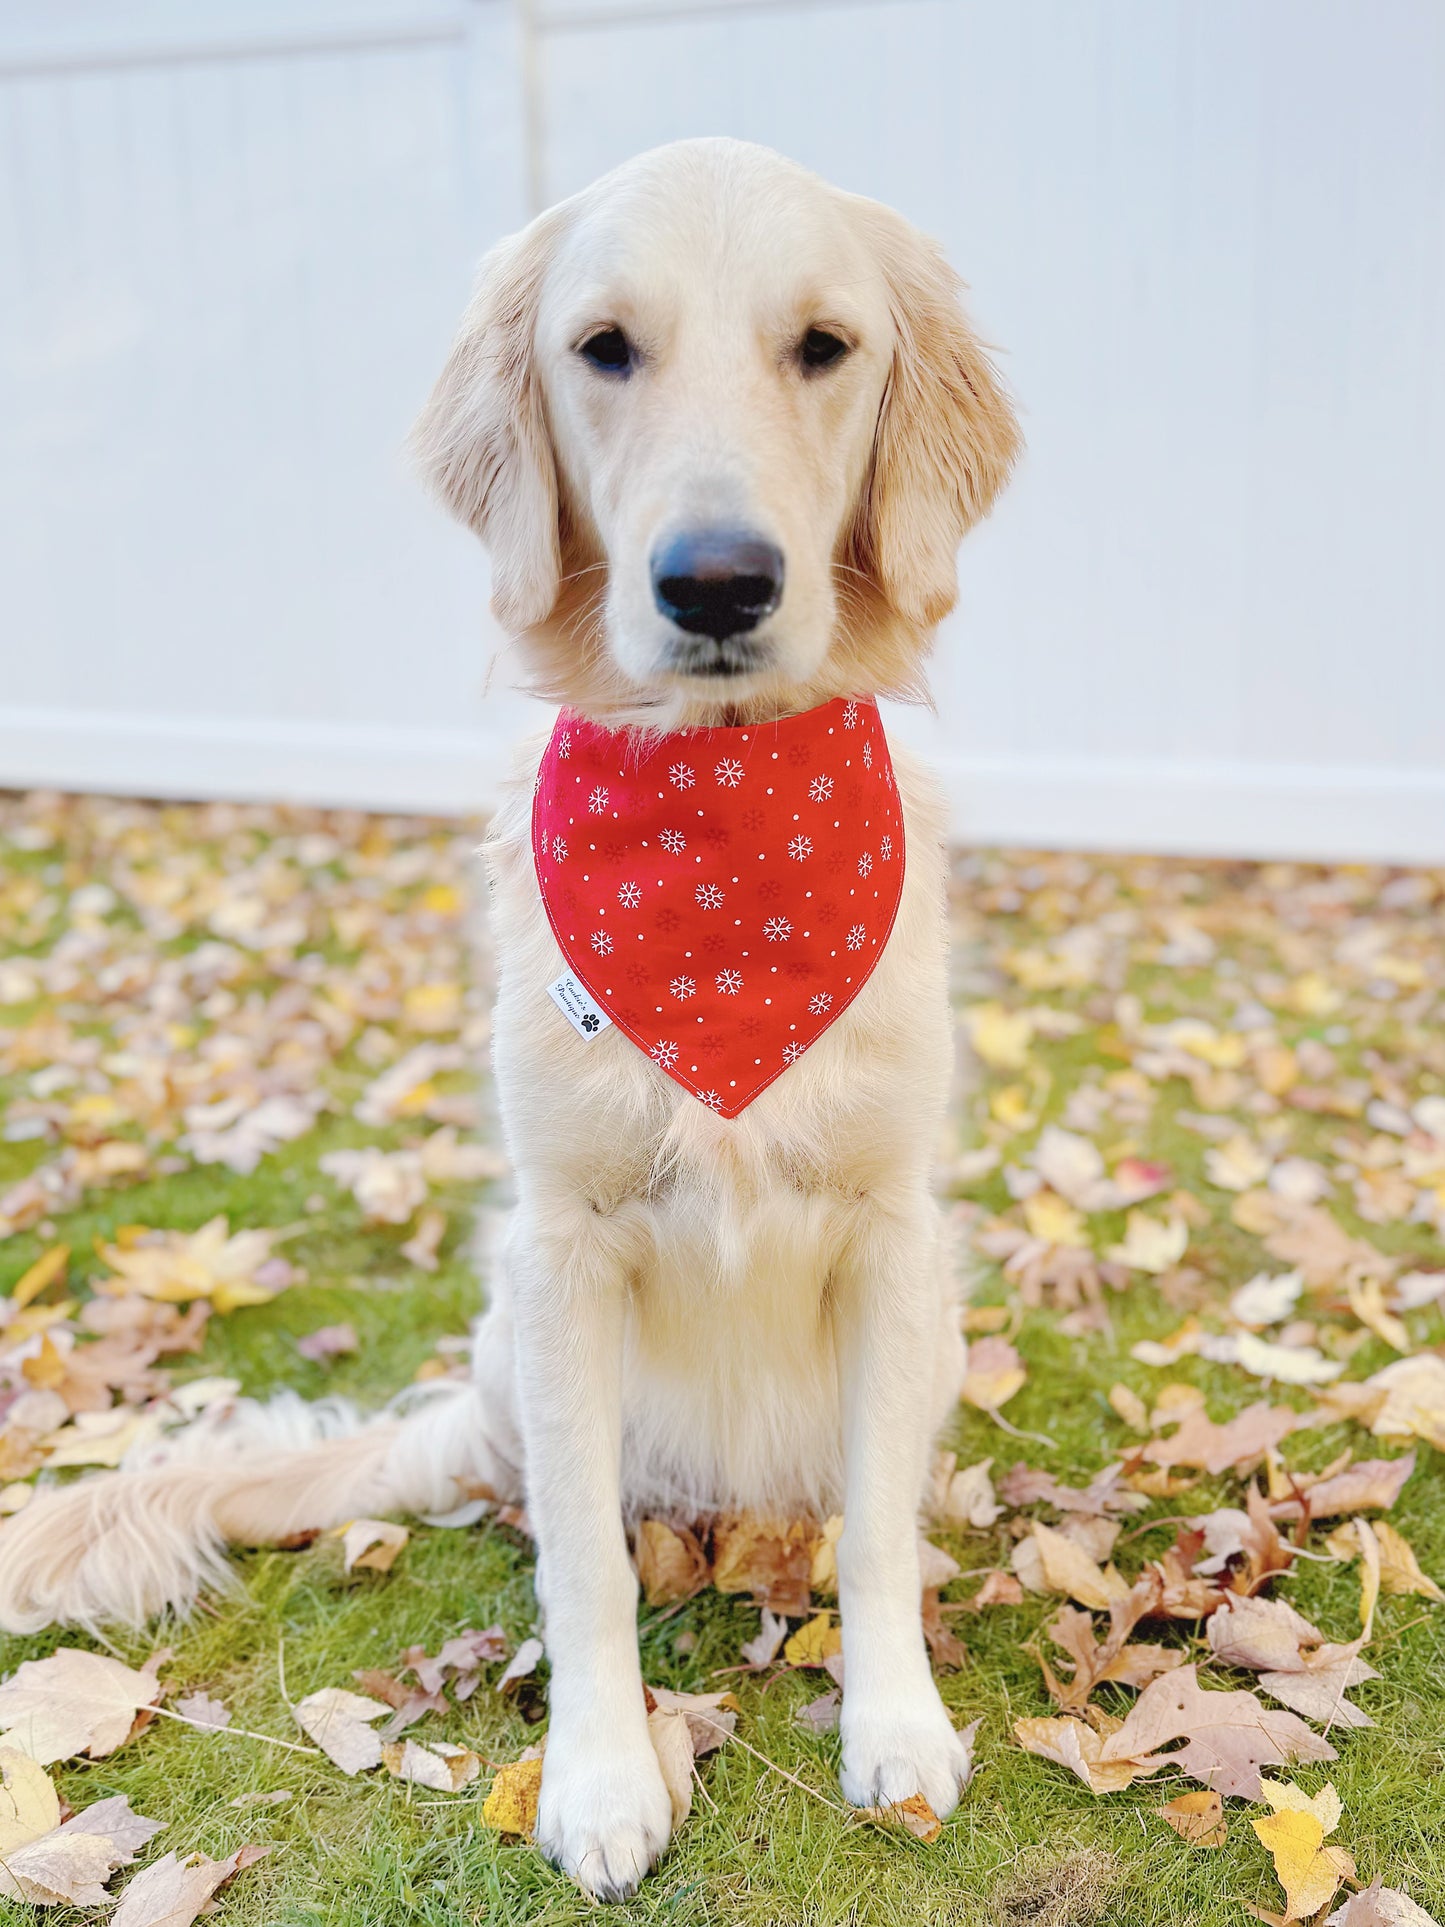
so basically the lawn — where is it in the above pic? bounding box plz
[1,792,1443,1927]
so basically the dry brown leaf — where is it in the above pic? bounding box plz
[380,1739,481,1791]
[110,1844,270,1927]
[341,1519,409,1574]
[713,1515,815,1616]
[647,1708,695,1827]
[859,1791,943,1843]
[1141,1402,1299,1476]
[634,1519,710,1605]
[1015,1715,1150,1794]
[1267,1452,1416,1523]
[292,1688,389,1775]
[0,1648,163,1764]
[173,1692,230,1731]
[1157,1788,1227,1847]
[296,1323,358,1362]
[1096,1665,1336,1798]
[1327,1881,1442,1925]
[1028,1522,1130,1611]
[961,1335,1027,1413]
[646,1687,739,1756]
[0,1751,164,1906]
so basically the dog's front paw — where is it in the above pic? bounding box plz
[534,1733,673,1901]
[840,1685,974,1821]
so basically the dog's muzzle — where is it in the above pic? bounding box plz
[651,528,783,670]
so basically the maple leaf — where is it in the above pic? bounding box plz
[783,1613,842,1668]
[1014,1714,1150,1795]
[1140,1401,1299,1476]
[0,1750,164,1906]
[1326,1517,1443,1603]
[1267,1452,1416,1524]
[998,1461,1147,1518]
[1096,1665,1336,1799]
[341,1518,409,1574]
[961,1335,1028,1413]
[712,1515,815,1615]
[1327,1882,1442,1926]
[1252,1780,1354,1922]
[94,1219,282,1314]
[1035,1586,1184,1713]
[110,1844,270,1927]
[0,1648,163,1764]
[292,1688,389,1775]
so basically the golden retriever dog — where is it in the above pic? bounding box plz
[0,139,1018,1899]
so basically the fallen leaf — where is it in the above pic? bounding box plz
[1097,1665,1336,1799]
[173,1692,230,1731]
[634,1519,710,1605]
[740,1609,789,1670]
[783,1613,842,1668]
[0,1648,163,1764]
[859,1791,943,1843]
[1027,1522,1130,1611]
[341,1518,409,1574]
[292,1688,389,1775]
[109,1844,270,1927]
[647,1707,695,1826]
[1327,1882,1442,1925]
[1015,1715,1149,1794]
[1157,1788,1227,1847]
[0,1752,163,1907]
[1252,1780,1353,1922]
[498,1637,544,1693]
[296,1323,358,1362]
[1141,1402,1299,1476]
[481,1752,544,1834]
[93,1219,282,1314]
[1108,1384,1150,1432]
[380,1739,481,1791]
[713,1515,815,1615]
[1106,1213,1189,1274]
[962,1336,1028,1413]
[647,1687,739,1756]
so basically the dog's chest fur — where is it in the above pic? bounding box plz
[482,725,963,1517]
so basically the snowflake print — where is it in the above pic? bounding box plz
[557,730,572,759]
[858,851,874,878]
[715,968,743,996]
[763,915,793,943]
[656,906,681,934]
[714,756,745,789]
[808,991,834,1015]
[669,762,695,790]
[616,880,642,909]
[590,930,614,956]
[847,923,866,950]
[862,739,874,770]
[650,1039,679,1070]
[695,882,725,909]
[659,828,687,854]
[698,1090,724,1111]
[842,699,859,729]
[787,834,814,862]
[551,834,568,862]
[670,975,696,1001]
[787,742,810,767]
[880,834,893,860]
[741,808,766,833]
[587,785,609,814]
[808,775,834,803]
[782,1041,805,1064]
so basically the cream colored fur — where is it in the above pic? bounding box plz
[0,139,1019,1902]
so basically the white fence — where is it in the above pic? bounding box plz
[3,0,1443,861]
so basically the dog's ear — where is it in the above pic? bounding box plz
[412,214,563,632]
[849,205,1021,629]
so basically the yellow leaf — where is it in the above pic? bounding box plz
[809,1514,844,1595]
[1289,972,1342,1017]
[1372,1520,1445,1603]
[1252,1789,1353,1922]
[634,1519,709,1606]
[989,1083,1034,1129]
[1157,1789,1227,1848]
[1106,1212,1189,1274]
[0,1747,61,1856]
[783,1614,842,1668]
[1356,1517,1382,1634]
[964,1003,1033,1071]
[1029,1523,1130,1611]
[1023,1191,1089,1249]
[341,1519,409,1574]
[962,1337,1027,1414]
[1108,1384,1150,1433]
[10,1246,68,1311]
[481,1754,543,1835]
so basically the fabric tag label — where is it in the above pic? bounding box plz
[547,971,613,1039]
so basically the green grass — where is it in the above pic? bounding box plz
[3,829,1445,1927]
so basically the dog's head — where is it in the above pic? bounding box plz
[414,138,1019,717]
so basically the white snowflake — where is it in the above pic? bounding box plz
[669,975,696,1001]
[858,851,873,878]
[842,699,859,729]
[551,835,568,862]
[808,991,834,1015]
[617,880,642,909]
[557,730,572,759]
[587,785,609,814]
[808,775,834,803]
[782,1041,805,1064]
[658,828,687,854]
[846,923,866,950]
[862,739,874,769]
[787,834,814,862]
[590,930,614,956]
[697,1089,724,1111]
[715,968,743,996]
[695,882,725,909]
[669,762,695,790]
[650,1039,679,1069]
[763,915,793,943]
[714,756,745,789]
[880,834,893,861]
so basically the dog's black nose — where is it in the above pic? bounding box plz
[651,530,784,640]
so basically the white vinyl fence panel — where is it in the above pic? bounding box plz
[2,0,1443,860]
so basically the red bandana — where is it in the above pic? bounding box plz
[532,696,905,1116]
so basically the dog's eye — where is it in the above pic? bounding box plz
[800,328,850,372]
[578,327,633,375]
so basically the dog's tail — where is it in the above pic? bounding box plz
[0,1377,519,1635]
